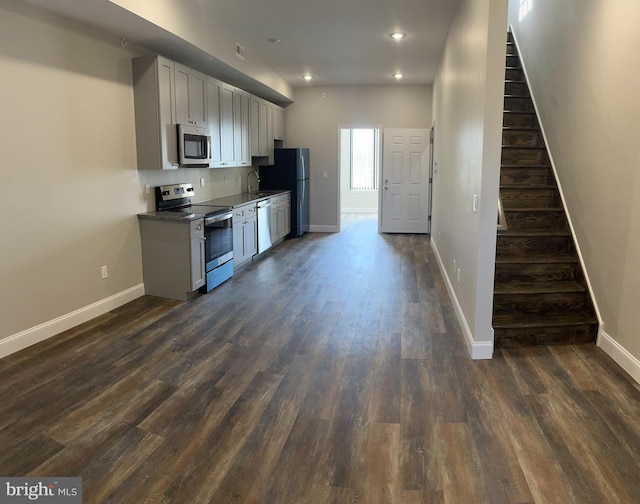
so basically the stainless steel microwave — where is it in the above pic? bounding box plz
[177,124,211,167]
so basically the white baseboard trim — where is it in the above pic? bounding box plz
[597,330,640,385]
[0,284,145,359]
[308,225,339,233]
[431,239,494,360]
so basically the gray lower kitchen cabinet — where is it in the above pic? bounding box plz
[270,194,291,243]
[139,218,206,300]
[232,203,257,268]
[132,55,178,170]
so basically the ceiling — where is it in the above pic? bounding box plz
[18,0,460,100]
[206,0,460,87]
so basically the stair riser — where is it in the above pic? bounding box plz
[504,96,535,112]
[501,188,558,208]
[493,292,589,316]
[496,235,572,255]
[505,67,522,81]
[495,263,577,283]
[500,167,550,186]
[506,43,516,56]
[494,324,598,347]
[504,210,566,230]
[501,148,549,165]
[505,81,529,97]
[503,113,538,128]
[506,55,520,67]
[503,129,542,147]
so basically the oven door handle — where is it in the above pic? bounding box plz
[204,211,233,225]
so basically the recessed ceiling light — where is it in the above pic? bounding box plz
[393,73,404,79]
[303,74,313,81]
[390,32,406,40]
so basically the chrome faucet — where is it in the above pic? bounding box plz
[247,169,260,194]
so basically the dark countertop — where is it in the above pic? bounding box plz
[138,190,289,222]
[203,190,288,208]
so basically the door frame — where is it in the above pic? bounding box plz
[337,124,383,230]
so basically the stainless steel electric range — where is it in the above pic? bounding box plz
[155,183,234,292]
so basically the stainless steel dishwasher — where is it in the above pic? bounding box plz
[257,198,273,253]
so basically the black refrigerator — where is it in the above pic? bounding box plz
[260,148,310,237]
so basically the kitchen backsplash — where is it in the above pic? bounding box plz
[139,166,255,210]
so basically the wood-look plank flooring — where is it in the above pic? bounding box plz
[2,214,640,503]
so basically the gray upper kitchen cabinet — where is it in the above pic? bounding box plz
[220,82,237,167]
[174,63,208,127]
[272,104,285,141]
[132,55,178,170]
[234,89,251,167]
[206,76,223,167]
[250,96,269,157]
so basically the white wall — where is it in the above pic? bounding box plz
[109,0,292,102]
[285,85,432,231]
[430,0,508,358]
[0,1,256,356]
[508,0,640,379]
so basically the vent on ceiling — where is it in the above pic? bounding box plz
[235,42,245,61]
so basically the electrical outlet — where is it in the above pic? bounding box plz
[473,194,479,213]
[101,265,108,279]
[200,178,205,187]
[144,184,150,194]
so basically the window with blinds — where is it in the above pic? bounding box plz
[350,128,379,191]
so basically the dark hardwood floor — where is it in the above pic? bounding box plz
[2,214,640,503]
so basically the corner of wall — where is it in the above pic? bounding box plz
[431,237,494,360]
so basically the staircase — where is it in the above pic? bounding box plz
[492,33,598,348]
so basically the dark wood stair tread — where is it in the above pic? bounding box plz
[502,145,546,150]
[499,229,571,236]
[495,254,577,264]
[494,281,585,295]
[501,164,548,168]
[500,184,556,190]
[493,312,597,329]
[503,207,563,212]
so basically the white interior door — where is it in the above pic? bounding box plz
[379,128,430,233]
